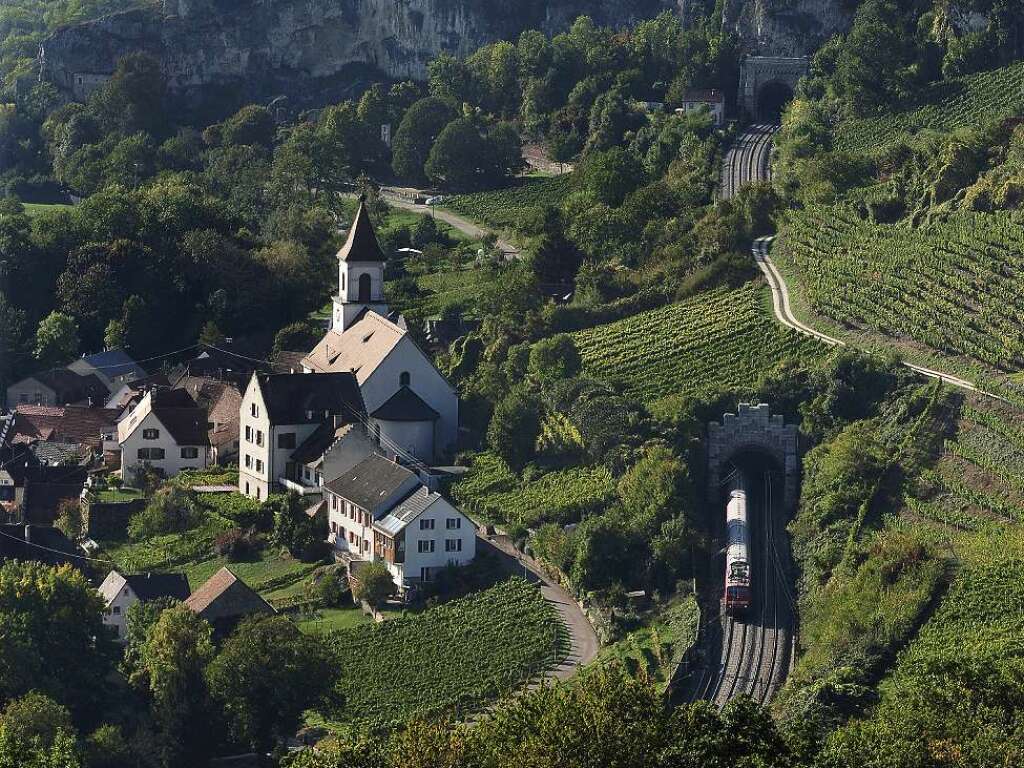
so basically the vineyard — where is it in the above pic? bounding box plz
[571,283,822,402]
[452,452,615,528]
[773,205,1024,375]
[391,265,501,317]
[910,398,1024,529]
[318,578,566,731]
[833,60,1024,154]
[445,175,572,231]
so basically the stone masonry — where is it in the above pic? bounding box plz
[707,402,798,510]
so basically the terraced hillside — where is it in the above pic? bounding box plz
[773,205,1024,386]
[571,282,823,402]
[445,175,572,231]
[833,60,1024,154]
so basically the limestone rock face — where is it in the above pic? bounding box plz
[40,0,672,106]
[719,0,854,57]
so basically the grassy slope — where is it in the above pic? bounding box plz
[834,60,1024,154]
[571,282,823,403]
[444,175,572,231]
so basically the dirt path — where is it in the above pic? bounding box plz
[381,188,520,258]
[477,534,599,681]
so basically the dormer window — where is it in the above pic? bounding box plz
[362,332,374,343]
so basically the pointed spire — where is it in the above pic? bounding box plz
[337,198,386,263]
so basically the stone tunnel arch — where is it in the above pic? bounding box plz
[739,56,810,123]
[707,403,799,511]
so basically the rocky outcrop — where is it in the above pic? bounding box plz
[720,0,853,57]
[38,0,863,110]
[40,0,671,107]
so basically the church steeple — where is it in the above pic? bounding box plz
[333,197,389,331]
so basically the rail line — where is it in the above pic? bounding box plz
[694,468,793,709]
[721,123,777,200]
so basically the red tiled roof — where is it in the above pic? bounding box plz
[13,406,119,450]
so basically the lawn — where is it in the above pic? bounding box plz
[295,606,371,634]
[23,202,73,217]
[93,486,145,503]
[314,578,566,731]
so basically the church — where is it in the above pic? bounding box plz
[301,198,459,464]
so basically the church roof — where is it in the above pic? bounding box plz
[370,386,440,422]
[302,311,407,385]
[337,199,386,264]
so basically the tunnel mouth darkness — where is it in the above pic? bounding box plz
[757,81,794,122]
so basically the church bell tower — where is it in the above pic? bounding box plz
[333,197,389,332]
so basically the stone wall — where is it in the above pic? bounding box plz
[738,55,810,118]
[707,402,798,511]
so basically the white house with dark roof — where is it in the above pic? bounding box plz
[237,372,368,500]
[325,453,475,592]
[301,199,458,464]
[118,388,210,483]
[98,570,190,641]
[68,348,146,390]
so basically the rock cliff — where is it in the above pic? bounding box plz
[40,0,671,107]
[39,0,857,109]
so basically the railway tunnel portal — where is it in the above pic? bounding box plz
[707,403,799,511]
[739,56,809,122]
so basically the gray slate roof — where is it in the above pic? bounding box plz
[257,373,365,426]
[324,453,417,511]
[375,486,437,537]
[337,199,386,263]
[370,386,440,422]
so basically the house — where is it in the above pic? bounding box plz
[105,373,171,412]
[118,388,210,483]
[290,422,377,494]
[0,523,80,568]
[237,372,366,500]
[325,454,475,593]
[172,376,242,465]
[6,368,109,408]
[185,567,275,630]
[677,89,726,127]
[97,570,190,641]
[68,348,146,391]
[301,199,459,464]
[12,404,120,456]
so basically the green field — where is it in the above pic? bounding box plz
[571,282,822,402]
[834,60,1024,154]
[390,265,502,317]
[774,205,1024,380]
[445,175,572,231]
[316,578,566,730]
[22,202,73,217]
[452,452,615,527]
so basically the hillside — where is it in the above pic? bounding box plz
[833,60,1024,154]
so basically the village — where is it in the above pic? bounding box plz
[0,198,480,631]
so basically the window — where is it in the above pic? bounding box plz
[331,522,338,534]
[245,425,252,442]
[358,273,372,303]
[251,403,259,417]
[446,518,461,530]
[245,482,250,495]
[18,393,28,404]
[244,454,252,469]
[137,447,165,460]
[331,496,337,510]
[445,539,463,553]
[255,459,264,473]
[256,488,261,500]
[181,447,199,459]
[400,371,411,387]
[363,539,370,552]
[142,428,160,440]
[420,567,431,582]
[112,605,121,615]
[419,518,435,530]
[278,432,296,449]
[417,540,435,554]
[341,272,346,292]
[256,430,264,447]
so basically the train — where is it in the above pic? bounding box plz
[724,477,751,614]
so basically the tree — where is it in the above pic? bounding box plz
[0,693,80,768]
[425,118,523,190]
[121,597,179,686]
[54,499,83,540]
[207,616,337,752]
[616,444,690,535]
[269,492,322,559]
[102,318,125,350]
[198,321,225,346]
[89,52,168,137]
[33,311,79,366]
[273,320,320,354]
[528,334,581,383]
[221,105,277,149]
[128,487,199,540]
[140,605,216,764]
[487,390,541,470]
[0,561,112,716]
[391,97,457,182]
[351,561,394,609]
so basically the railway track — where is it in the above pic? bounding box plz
[692,470,795,708]
[721,124,777,200]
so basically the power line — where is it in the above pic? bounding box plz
[0,527,116,565]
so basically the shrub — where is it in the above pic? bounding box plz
[306,566,349,608]
[128,487,200,540]
[212,528,252,561]
[351,561,394,608]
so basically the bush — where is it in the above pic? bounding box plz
[351,561,394,608]
[306,566,349,608]
[128,487,200,540]
[212,528,253,561]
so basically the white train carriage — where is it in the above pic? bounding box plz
[724,479,751,614]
